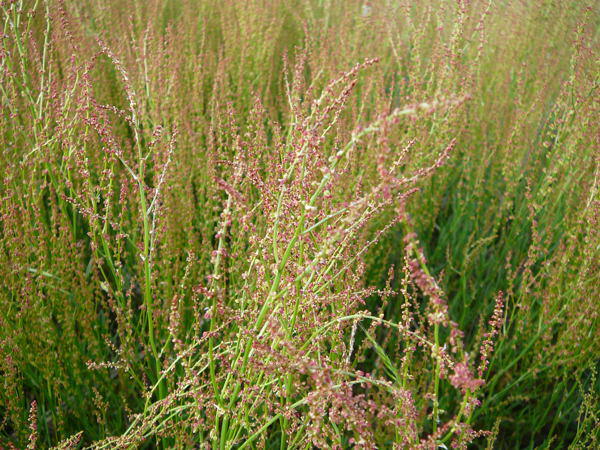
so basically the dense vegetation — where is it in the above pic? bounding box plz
[1,0,598,448]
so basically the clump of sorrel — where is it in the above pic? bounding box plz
[79,49,504,449]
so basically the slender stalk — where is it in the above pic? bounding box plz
[139,179,165,400]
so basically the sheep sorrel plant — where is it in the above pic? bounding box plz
[0,0,598,449]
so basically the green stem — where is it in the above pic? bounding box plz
[139,180,165,401]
